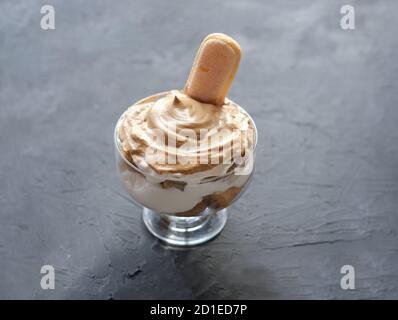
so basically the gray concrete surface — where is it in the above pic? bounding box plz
[1,0,398,299]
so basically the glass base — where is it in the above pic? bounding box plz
[142,207,227,247]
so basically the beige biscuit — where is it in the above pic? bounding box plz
[207,186,241,209]
[173,186,243,217]
[160,180,187,191]
[173,198,209,217]
[184,33,241,106]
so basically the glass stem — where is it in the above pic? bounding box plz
[159,210,212,232]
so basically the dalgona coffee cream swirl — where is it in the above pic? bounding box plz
[118,90,255,179]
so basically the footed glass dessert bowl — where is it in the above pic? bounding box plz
[113,33,257,246]
[114,92,257,247]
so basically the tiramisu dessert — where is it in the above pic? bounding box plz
[115,33,256,217]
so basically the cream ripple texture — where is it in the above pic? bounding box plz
[116,90,256,215]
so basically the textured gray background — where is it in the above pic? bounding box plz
[1,0,398,299]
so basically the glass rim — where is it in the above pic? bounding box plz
[114,91,258,181]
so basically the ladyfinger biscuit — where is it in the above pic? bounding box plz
[206,186,241,209]
[173,198,208,217]
[184,33,241,106]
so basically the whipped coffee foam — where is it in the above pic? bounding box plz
[118,90,255,180]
